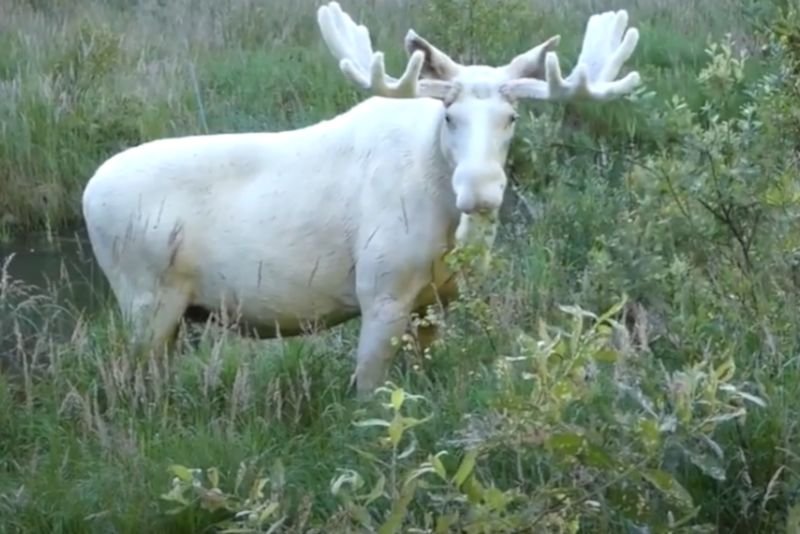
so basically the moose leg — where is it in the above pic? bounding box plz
[353,294,414,397]
[123,283,191,360]
[410,280,457,355]
[415,323,440,353]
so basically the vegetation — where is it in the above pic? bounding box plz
[2,0,800,532]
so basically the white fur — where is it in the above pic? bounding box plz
[82,2,643,396]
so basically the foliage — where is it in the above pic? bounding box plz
[145,297,766,533]
[2,0,800,533]
[160,459,290,533]
[0,0,764,237]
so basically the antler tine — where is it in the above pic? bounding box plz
[318,1,445,99]
[502,10,641,102]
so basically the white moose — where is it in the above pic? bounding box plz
[81,1,642,396]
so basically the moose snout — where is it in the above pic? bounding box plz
[456,194,500,215]
[453,163,507,215]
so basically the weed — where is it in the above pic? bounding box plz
[2,0,799,532]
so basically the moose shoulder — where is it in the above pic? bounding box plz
[81,1,642,396]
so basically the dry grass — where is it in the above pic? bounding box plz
[2,0,798,531]
[0,0,759,235]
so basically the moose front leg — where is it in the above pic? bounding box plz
[353,293,416,398]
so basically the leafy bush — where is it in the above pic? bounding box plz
[154,298,766,532]
[2,0,800,532]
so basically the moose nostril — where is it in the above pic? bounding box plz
[459,201,494,216]
[456,194,477,214]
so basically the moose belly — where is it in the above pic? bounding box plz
[188,251,360,338]
[182,233,460,337]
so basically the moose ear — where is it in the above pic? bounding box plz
[404,30,461,81]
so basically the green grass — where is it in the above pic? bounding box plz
[3,0,800,532]
[0,0,771,236]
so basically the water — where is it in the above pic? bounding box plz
[0,194,533,367]
[1,229,108,308]
[0,229,109,368]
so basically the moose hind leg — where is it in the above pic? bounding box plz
[415,323,440,354]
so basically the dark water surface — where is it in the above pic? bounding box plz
[1,229,108,310]
[0,229,110,363]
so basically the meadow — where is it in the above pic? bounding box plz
[1,0,800,532]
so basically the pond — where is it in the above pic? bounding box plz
[0,229,110,368]
[0,194,533,371]
[0,228,108,310]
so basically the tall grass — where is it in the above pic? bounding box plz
[3,0,800,532]
[0,0,767,236]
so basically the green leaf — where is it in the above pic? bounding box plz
[344,501,373,529]
[548,432,585,457]
[558,304,598,321]
[569,316,583,355]
[641,469,694,510]
[234,461,248,495]
[346,445,381,463]
[331,469,364,496]
[271,459,285,492]
[582,443,615,469]
[397,435,417,460]
[638,419,661,453]
[704,408,746,424]
[249,476,269,502]
[687,448,727,481]
[431,452,448,480]
[461,474,485,504]
[404,465,437,489]
[734,390,767,408]
[168,464,193,483]
[452,449,478,488]
[359,473,386,506]
[484,486,512,512]
[353,418,391,428]
[713,359,735,383]
[265,517,287,534]
[159,485,189,506]
[388,416,404,446]
[597,296,627,325]
[552,338,569,359]
[258,501,281,523]
[786,501,800,534]
[435,512,459,533]
[378,479,417,534]
[552,381,576,403]
[207,467,220,489]
[391,387,405,411]
[593,348,619,363]
[400,415,433,429]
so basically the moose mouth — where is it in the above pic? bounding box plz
[452,164,507,215]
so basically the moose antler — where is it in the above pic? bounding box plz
[502,10,641,101]
[317,2,453,99]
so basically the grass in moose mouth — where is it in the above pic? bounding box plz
[2,0,800,532]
